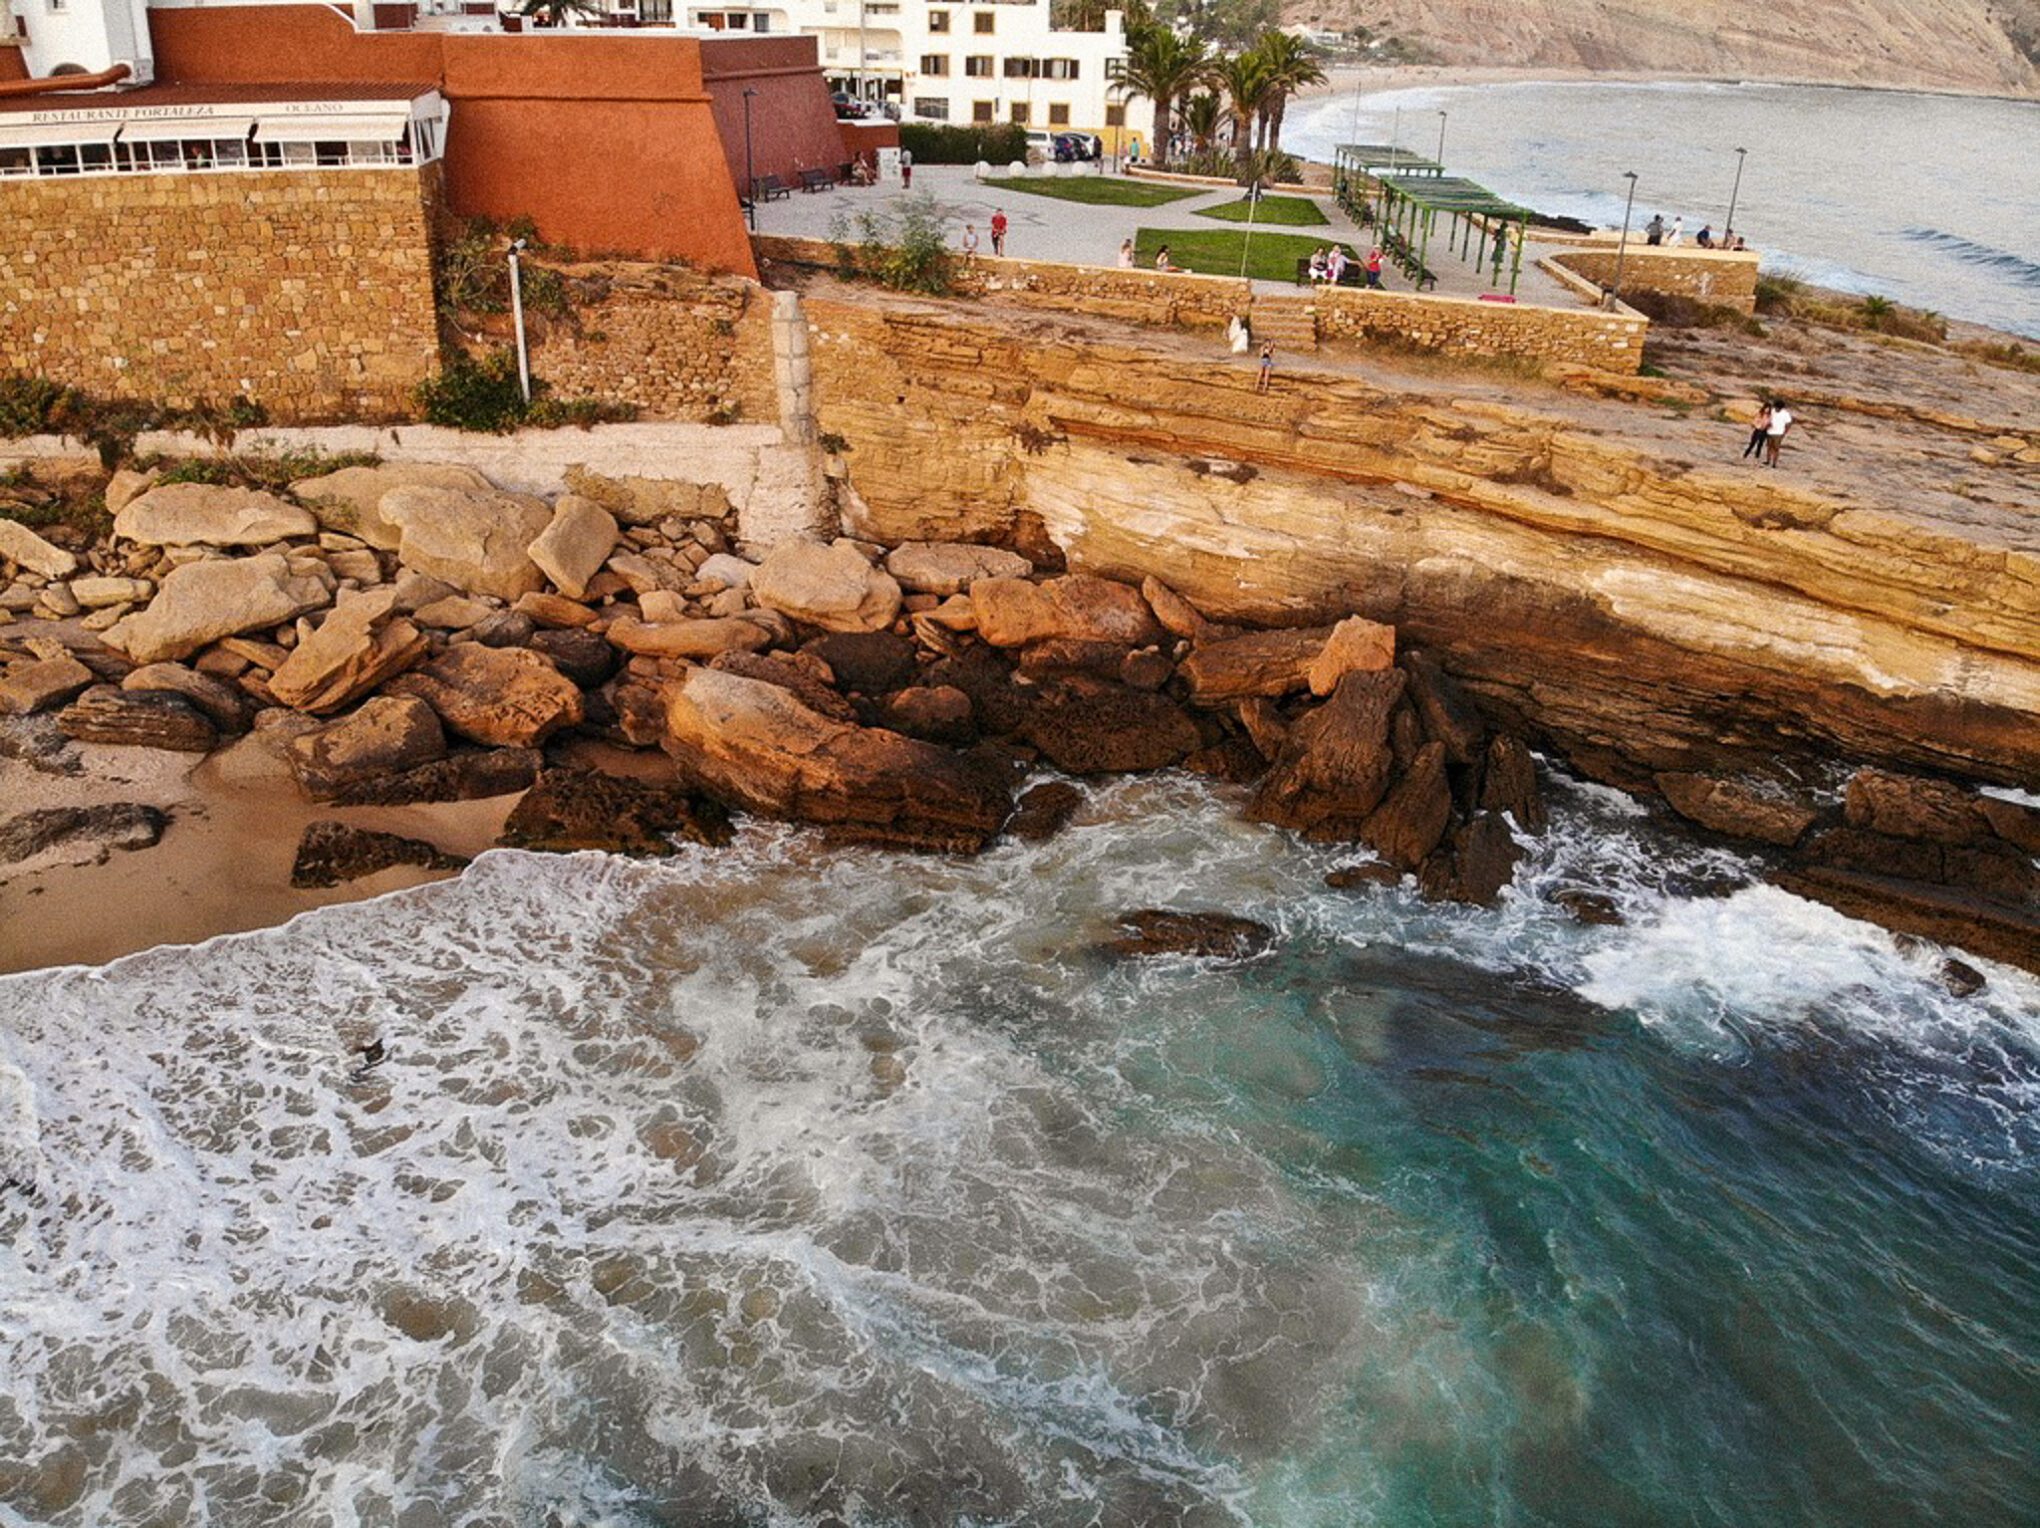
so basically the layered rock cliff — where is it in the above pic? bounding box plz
[801,297,2040,790]
[1297,0,2040,95]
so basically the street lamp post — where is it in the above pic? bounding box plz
[1725,145,1748,240]
[1436,109,1447,166]
[1608,170,1639,310]
[742,87,758,232]
[507,238,531,404]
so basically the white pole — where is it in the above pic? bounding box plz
[508,241,531,404]
[1239,178,1258,279]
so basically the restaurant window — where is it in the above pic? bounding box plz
[1044,58,1079,79]
[973,10,993,32]
[913,96,949,120]
[972,100,994,122]
[920,54,948,75]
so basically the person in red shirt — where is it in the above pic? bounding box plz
[1365,246,1385,288]
[990,208,1009,257]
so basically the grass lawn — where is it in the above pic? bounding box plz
[1134,228,1326,284]
[1195,194,1329,227]
[978,176,1204,208]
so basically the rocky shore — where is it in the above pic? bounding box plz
[2,452,2033,979]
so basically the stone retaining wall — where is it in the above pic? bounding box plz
[757,233,1647,372]
[530,262,780,426]
[0,166,444,420]
[1547,247,1761,314]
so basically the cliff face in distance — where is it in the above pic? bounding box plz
[1298,0,2040,95]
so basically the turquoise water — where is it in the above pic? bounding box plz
[2,773,2037,1524]
[1288,81,2040,339]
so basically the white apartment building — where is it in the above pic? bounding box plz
[676,0,1133,140]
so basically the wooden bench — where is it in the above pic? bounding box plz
[798,167,836,193]
[753,174,790,202]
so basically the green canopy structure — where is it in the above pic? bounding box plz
[1371,173,1537,295]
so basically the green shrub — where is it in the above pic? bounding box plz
[436,216,576,320]
[899,122,1029,166]
[150,447,381,492]
[0,376,72,437]
[417,348,637,433]
[1753,273,1804,314]
[831,195,957,296]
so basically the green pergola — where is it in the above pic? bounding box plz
[1332,143,1443,211]
[1373,173,1536,295]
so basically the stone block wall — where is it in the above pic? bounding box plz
[0,166,443,419]
[758,233,1646,372]
[1310,287,1648,373]
[1547,247,1761,314]
[530,262,780,426]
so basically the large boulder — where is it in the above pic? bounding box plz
[1249,668,1407,841]
[1104,910,1277,960]
[267,588,429,714]
[0,519,79,579]
[661,664,1013,852]
[113,484,316,547]
[378,485,553,600]
[499,767,732,854]
[605,616,773,660]
[970,575,1163,650]
[1658,771,1822,847]
[802,630,918,694]
[290,820,468,888]
[1400,651,1485,765]
[324,747,540,807]
[883,541,1033,597]
[1359,741,1452,870]
[1307,616,1396,696]
[120,662,251,734]
[290,462,495,550]
[0,803,166,867]
[58,685,218,752]
[1479,734,1547,833]
[1178,627,1329,705]
[1843,767,1991,846]
[386,644,585,748]
[107,554,333,665]
[526,494,618,599]
[750,541,903,633]
[288,695,447,801]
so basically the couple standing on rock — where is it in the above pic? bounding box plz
[1743,399,1795,467]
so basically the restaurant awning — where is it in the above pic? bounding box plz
[118,115,260,143]
[254,109,412,144]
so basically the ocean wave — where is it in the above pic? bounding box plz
[1900,227,2040,289]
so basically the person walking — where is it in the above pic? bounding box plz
[900,146,913,189]
[1666,215,1685,247]
[1366,246,1385,288]
[1742,400,1772,459]
[990,207,1008,257]
[1764,401,1795,467]
[1117,238,1136,268]
[1644,213,1666,246]
[1256,339,1276,393]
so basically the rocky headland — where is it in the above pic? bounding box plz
[2,444,2033,979]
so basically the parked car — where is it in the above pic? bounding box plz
[831,92,875,120]
[1023,130,1058,162]
[1054,132,1102,162]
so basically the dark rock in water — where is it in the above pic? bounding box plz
[884,684,977,747]
[1776,866,2040,976]
[291,820,468,889]
[1800,826,2038,902]
[1023,680,1200,775]
[1479,734,1548,833]
[529,628,618,689]
[500,767,732,854]
[1940,957,1987,998]
[1360,741,1453,870]
[0,803,166,866]
[1248,668,1406,841]
[1183,736,1266,783]
[711,650,860,722]
[1104,909,1276,960]
[58,685,218,752]
[1452,812,1522,905]
[1006,780,1084,840]
[1326,860,1402,890]
[327,747,542,806]
[1552,888,1625,926]
[1401,650,1485,765]
[1659,770,1822,847]
[802,630,917,695]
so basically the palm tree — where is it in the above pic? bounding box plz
[1251,31,1327,155]
[517,0,600,25]
[1179,91,1225,156]
[1117,26,1212,165]
[1214,50,1274,162]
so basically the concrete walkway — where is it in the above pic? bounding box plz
[756,162,1580,305]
